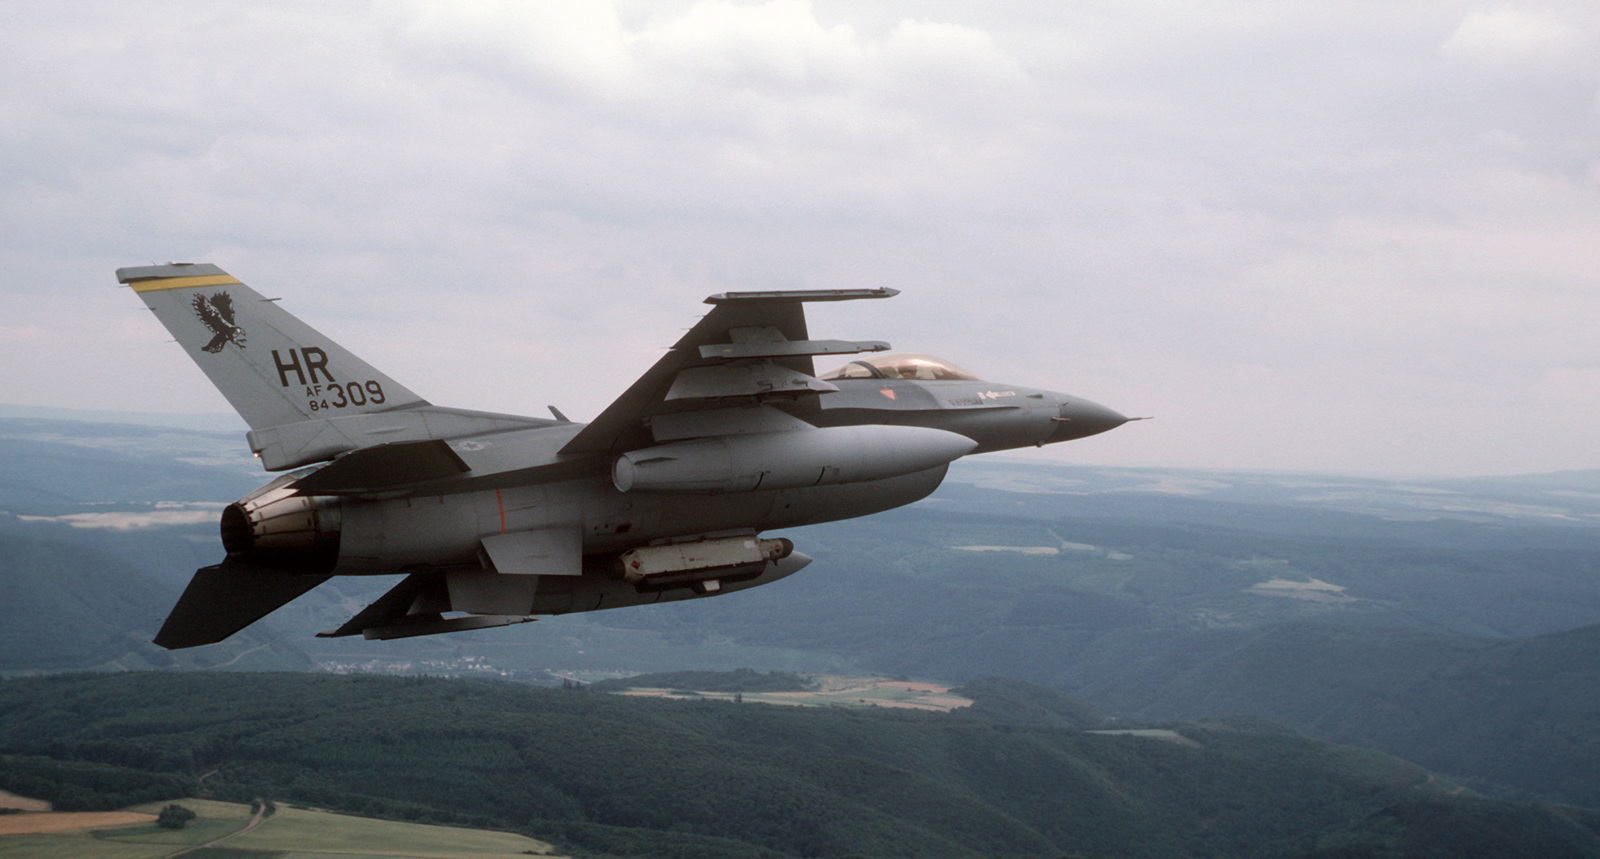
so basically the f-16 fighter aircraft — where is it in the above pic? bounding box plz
[119,263,1135,648]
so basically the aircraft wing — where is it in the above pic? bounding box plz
[559,289,898,457]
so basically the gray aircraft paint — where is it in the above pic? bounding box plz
[119,263,1134,648]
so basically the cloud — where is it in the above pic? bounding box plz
[3,1,1600,476]
[1441,6,1585,68]
[18,504,224,531]
[383,1,1029,217]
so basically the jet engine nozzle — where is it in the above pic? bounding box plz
[220,472,342,573]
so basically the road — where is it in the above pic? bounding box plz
[166,803,267,858]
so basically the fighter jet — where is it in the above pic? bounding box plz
[118,263,1134,648]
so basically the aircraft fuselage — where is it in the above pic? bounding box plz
[119,262,1135,645]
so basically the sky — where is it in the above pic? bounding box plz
[2,1,1597,478]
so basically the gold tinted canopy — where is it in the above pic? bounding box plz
[820,353,981,382]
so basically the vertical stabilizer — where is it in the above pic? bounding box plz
[118,263,427,429]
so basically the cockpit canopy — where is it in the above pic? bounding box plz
[820,353,982,382]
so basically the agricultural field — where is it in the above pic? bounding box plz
[615,673,974,711]
[0,798,562,858]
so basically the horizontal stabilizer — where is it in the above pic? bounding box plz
[154,559,332,649]
[292,439,469,495]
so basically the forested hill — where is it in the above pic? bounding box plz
[8,416,1600,818]
[3,672,1600,858]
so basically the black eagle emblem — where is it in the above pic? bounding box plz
[192,291,246,353]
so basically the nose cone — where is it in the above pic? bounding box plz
[1050,397,1132,442]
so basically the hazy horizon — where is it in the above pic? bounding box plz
[8,399,1600,484]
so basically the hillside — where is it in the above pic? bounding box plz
[3,672,1600,858]
[0,796,560,857]
[1083,622,1600,806]
[5,414,1600,808]
[588,468,1600,802]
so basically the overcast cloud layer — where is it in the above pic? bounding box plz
[3,1,1597,477]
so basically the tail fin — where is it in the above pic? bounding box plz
[118,263,427,429]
